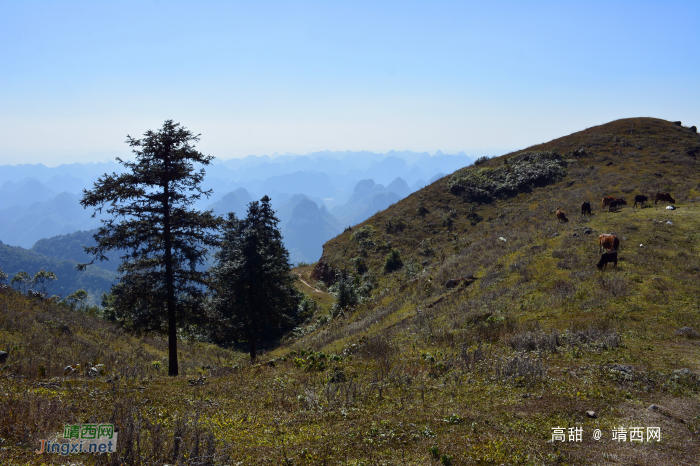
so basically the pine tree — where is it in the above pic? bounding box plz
[210,196,301,360]
[80,120,221,376]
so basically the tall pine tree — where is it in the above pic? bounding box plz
[210,196,301,360]
[80,120,221,376]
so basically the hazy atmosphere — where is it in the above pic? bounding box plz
[1,0,698,165]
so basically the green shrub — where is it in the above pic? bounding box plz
[351,225,376,250]
[383,249,403,273]
[448,150,567,203]
[352,256,368,275]
[332,275,358,311]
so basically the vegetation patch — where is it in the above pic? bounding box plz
[447,150,568,203]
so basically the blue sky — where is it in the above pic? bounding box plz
[1,0,698,165]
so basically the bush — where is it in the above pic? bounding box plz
[332,275,358,311]
[474,155,489,165]
[352,256,368,275]
[351,225,376,250]
[383,249,403,273]
[448,150,567,203]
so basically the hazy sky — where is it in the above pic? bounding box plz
[1,0,698,166]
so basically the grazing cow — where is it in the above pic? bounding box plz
[597,251,618,270]
[601,196,616,211]
[599,234,619,252]
[633,194,648,208]
[608,198,627,212]
[556,208,569,223]
[655,192,675,205]
[581,201,592,216]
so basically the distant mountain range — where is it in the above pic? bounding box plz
[0,150,479,267]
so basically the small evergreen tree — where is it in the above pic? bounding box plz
[210,196,301,360]
[384,248,403,273]
[80,120,221,376]
[32,270,57,295]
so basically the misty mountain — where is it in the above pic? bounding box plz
[0,150,480,262]
[261,171,338,200]
[0,192,101,248]
[429,173,446,183]
[31,229,122,273]
[386,177,411,198]
[330,179,401,227]
[208,188,254,219]
[0,179,57,210]
[0,240,116,305]
[282,198,343,264]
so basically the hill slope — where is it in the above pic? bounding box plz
[2,118,699,465]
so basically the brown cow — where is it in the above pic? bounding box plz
[601,196,616,211]
[599,234,619,252]
[556,208,569,223]
[608,198,627,212]
[655,192,675,205]
[581,201,591,216]
[597,251,618,270]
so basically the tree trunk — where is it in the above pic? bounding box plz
[249,338,256,361]
[164,180,178,376]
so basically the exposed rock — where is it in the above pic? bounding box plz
[609,363,633,374]
[690,126,697,133]
[586,410,597,419]
[572,233,579,237]
[674,326,700,339]
[188,376,207,386]
[666,206,675,211]
[673,121,682,126]
[0,351,7,364]
[673,368,692,376]
[583,228,592,235]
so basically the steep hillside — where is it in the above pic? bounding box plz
[2,118,699,465]
[299,117,700,463]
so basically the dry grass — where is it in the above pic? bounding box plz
[2,118,700,465]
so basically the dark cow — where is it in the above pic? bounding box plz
[601,196,616,211]
[655,192,675,205]
[633,194,648,208]
[556,208,569,223]
[608,198,627,212]
[581,201,591,216]
[599,234,619,253]
[597,251,618,270]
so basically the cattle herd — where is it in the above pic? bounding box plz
[553,192,676,271]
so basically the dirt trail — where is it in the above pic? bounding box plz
[294,273,327,294]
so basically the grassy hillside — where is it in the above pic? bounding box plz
[1,117,699,465]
